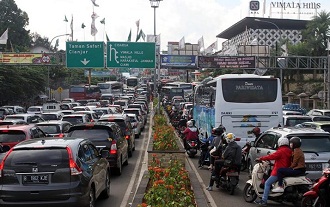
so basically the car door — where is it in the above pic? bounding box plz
[88,143,106,196]
[249,132,278,169]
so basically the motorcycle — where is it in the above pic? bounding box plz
[243,160,312,207]
[301,168,330,207]
[186,140,198,158]
[198,138,210,168]
[241,141,251,171]
[216,165,240,195]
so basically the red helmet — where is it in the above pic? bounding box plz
[252,127,260,134]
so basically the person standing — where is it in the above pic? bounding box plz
[254,137,292,206]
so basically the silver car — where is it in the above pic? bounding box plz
[248,127,330,180]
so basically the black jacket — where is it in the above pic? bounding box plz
[223,141,242,166]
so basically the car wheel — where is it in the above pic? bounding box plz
[112,157,122,176]
[86,187,96,207]
[100,170,111,199]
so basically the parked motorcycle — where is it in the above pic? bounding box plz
[243,160,312,207]
[186,140,198,158]
[301,168,330,207]
[241,141,251,171]
[216,165,240,195]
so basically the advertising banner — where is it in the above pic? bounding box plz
[160,55,197,68]
[198,56,256,69]
[0,53,63,65]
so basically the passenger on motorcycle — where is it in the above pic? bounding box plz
[182,120,199,150]
[273,137,306,193]
[206,132,241,191]
[254,137,292,206]
[208,126,226,170]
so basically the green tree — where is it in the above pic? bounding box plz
[0,0,30,52]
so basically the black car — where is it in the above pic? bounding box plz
[67,122,128,175]
[0,137,111,207]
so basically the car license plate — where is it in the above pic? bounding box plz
[306,163,323,171]
[23,174,49,184]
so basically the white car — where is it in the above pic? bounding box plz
[126,113,142,138]
[27,106,43,114]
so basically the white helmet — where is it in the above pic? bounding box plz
[278,137,289,147]
[225,133,235,143]
[187,120,193,127]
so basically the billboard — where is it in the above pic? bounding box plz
[0,53,64,65]
[198,56,256,69]
[160,55,197,68]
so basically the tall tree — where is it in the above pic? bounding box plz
[0,0,30,52]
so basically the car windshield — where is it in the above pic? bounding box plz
[28,108,40,112]
[298,136,330,153]
[0,130,26,142]
[5,116,24,120]
[38,125,61,134]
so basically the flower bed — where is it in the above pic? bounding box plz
[138,154,196,207]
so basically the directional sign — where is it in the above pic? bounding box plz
[106,42,155,68]
[66,41,104,68]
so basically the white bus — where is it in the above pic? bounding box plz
[165,81,193,96]
[97,81,123,95]
[193,74,283,146]
[126,77,139,89]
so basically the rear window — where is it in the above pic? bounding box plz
[68,128,115,140]
[114,101,126,106]
[295,136,330,153]
[37,125,61,134]
[0,130,26,142]
[5,116,24,121]
[41,114,58,121]
[320,125,330,133]
[5,149,68,167]
[62,117,84,125]
[285,117,312,126]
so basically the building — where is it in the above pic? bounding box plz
[217,17,309,56]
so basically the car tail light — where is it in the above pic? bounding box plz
[235,137,241,141]
[66,147,82,175]
[191,141,196,147]
[125,135,130,140]
[0,148,13,178]
[58,133,64,138]
[110,140,117,154]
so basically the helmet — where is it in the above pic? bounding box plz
[290,137,301,148]
[278,137,289,147]
[211,128,217,135]
[225,133,235,143]
[252,127,260,135]
[213,126,225,136]
[187,120,193,127]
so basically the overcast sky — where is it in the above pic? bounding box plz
[14,0,330,51]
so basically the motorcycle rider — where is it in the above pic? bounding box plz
[273,137,306,193]
[252,127,262,142]
[206,132,241,191]
[207,126,226,170]
[182,120,199,150]
[254,137,292,206]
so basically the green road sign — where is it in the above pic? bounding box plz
[107,42,155,68]
[66,41,104,68]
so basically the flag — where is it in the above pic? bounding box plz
[0,28,8,45]
[205,41,218,54]
[70,15,73,39]
[91,12,99,36]
[281,43,288,56]
[198,36,204,51]
[136,29,146,42]
[179,36,185,50]
[81,23,86,29]
[91,0,99,7]
[64,15,68,22]
[55,39,59,49]
[127,29,132,42]
[100,18,105,24]
[327,39,330,51]
[135,19,140,42]
[135,19,140,30]
[106,33,110,42]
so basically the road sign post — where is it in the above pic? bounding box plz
[66,42,105,68]
[106,42,155,68]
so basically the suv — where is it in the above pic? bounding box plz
[248,127,330,180]
[0,137,110,206]
[4,114,45,124]
[67,122,129,175]
[97,114,135,157]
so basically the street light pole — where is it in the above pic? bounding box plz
[47,34,70,100]
[254,19,283,83]
[149,0,162,101]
